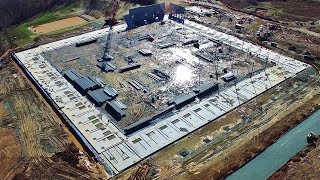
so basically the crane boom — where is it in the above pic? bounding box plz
[102,0,120,61]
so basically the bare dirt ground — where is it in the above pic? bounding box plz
[0,59,106,179]
[220,0,320,21]
[31,17,87,34]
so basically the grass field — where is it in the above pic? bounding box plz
[11,1,83,46]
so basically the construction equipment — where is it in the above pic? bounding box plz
[104,0,121,27]
[101,0,120,66]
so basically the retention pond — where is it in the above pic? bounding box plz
[227,109,320,180]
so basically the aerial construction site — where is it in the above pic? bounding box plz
[2,0,320,179]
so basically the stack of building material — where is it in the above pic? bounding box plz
[105,101,126,120]
[138,34,154,42]
[104,87,118,98]
[114,99,127,110]
[119,63,141,73]
[194,50,214,62]
[103,52,113,61]
[128,80,141,90]
[152,69,170,80]
[138,49,153,56]
[147,72,163,81]
[125,56,135,63]
[74,76,100,92]
[158,42,176,49]
[75,38,97,47]
[63,69,83,82]
[87,88,112,106]
[128,79,148,92]
[182,39,199,46]
[97,62,116,72]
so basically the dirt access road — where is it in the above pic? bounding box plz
[0,58,106,179]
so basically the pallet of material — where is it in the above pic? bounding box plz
[147,72,163,81]
[152,69,170,80]
[158,42,176,49]
[97,62,116,72]
[182,39,199,46]
[119,63,141,73]
[103,52,113,61]
[208,38,222,46]
[104,87,118,98]
[128,80,141,90]
[133,79,148,93]
[75,39,97,47]
[138,49,153,56]
[194,51,214,62]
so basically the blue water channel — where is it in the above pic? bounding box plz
[227,109,320,180]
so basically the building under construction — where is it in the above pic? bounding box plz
[13,3,309,177]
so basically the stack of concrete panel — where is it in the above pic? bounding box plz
[87,88,111,106]
[105,101,126,120]
[104,87,118,98]
[74,76,100,92]
[63,69,83,82]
